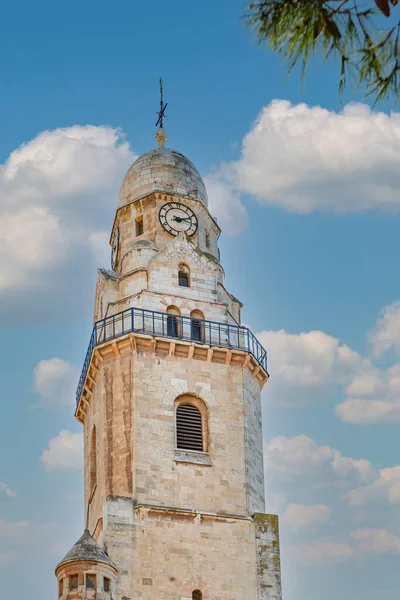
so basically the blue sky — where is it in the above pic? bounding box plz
[1,1,400,599]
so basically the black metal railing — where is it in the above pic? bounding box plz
[76,306,267,406]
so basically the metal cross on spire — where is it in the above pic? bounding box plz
[155,77,168,129]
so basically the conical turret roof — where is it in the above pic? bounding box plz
[56,529,117,571]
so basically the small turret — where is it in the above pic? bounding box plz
[55,529,118,600]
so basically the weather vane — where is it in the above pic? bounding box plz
[155,77,168,128]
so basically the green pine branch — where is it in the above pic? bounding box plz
[244,0,400,104]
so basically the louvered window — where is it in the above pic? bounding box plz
[176,404,203,451]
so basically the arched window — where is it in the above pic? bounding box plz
[193,591,203,600]
[166,305,181,338]
[190,309,205,343]
[176,403,204,452]
[90,427,97,492]
[178,264,190,287]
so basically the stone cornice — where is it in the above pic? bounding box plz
[75,332,268,424]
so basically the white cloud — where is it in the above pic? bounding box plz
[264,434,375,485]
[290,529,400,565]
[0,125,136,323]
[283,503,332,532]
[0,482,16,498]
[257,304,400,423]
[258,329,370,407]
[265,492,287,515]
[265,434,333,482]
[333,303,400,424]
[344,372,383,397]
[351,528,400,554]
[0,207,69,290]
[89,230,111,267]
[205,176,248,236]
[3,125,133,203]
[336,363,400,424]
[213,100,400,216]
[347,465,400,507]
[336,397,400,424]
[40,430,83,471]
[331,452,374,483]
[262,329,340,386]
[32,358,79,408]
[0,519,80,573]
[291,538,355,565]
[369,301,400,358]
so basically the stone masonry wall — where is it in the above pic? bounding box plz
[83,347,264,531]
[254,513,283,600]
[84,353,135,535]
[84,364,105,532]
[103,496,260,600]
[243,369,266,515]
[133,350,250,515]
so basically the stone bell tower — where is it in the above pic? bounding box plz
[55,124,283,600]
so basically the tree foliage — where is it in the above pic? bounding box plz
[245,0,400,103]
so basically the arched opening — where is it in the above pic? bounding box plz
[135,215,144,237]
[175,397,207,452]
[103,577,111,593]
[166,305,181,338]
[193,590,203,600]
[90,427,97,492]
[69,575,78,591]
[190,309,205,343]
[178,263,190,287]
[86,574,96,590]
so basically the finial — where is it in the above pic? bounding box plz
[155,77,168,147]
[156,128,167,148]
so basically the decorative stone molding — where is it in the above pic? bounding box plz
[173,449,213,466]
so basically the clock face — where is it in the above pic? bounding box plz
[159,202,198,236]
[111,226,120,270]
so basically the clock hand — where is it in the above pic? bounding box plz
[173,216,191,223]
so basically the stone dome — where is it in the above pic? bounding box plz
[118,147,208,209]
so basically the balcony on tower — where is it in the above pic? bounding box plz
[75,306,268,422]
